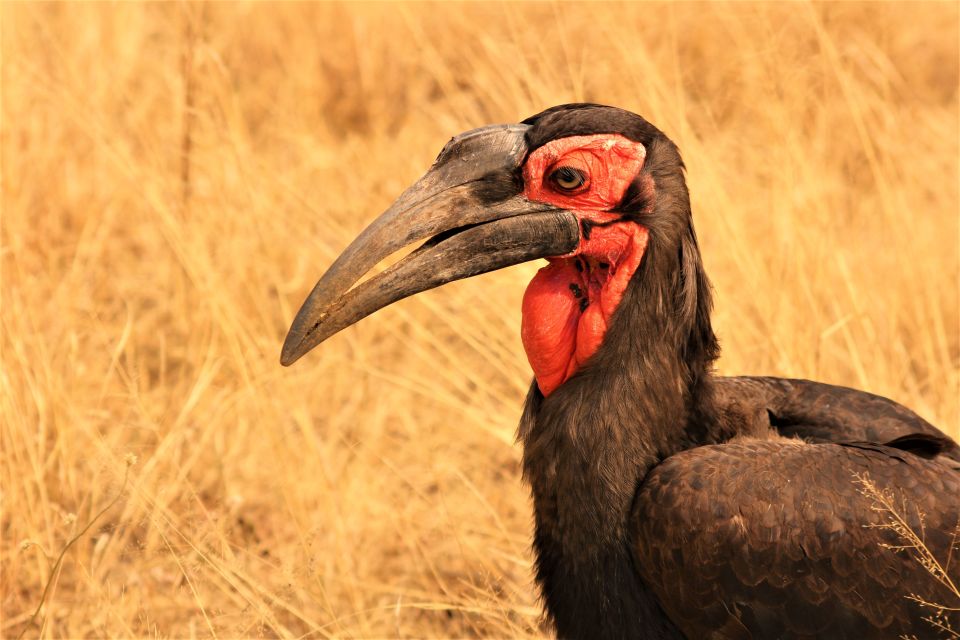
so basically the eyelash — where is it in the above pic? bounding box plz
[549,167,587,191]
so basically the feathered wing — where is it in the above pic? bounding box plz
[632,438,960,639]
[715,376,960,464]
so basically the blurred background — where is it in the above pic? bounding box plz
[3,2,957,638]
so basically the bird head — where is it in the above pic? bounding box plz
[282,104,714,396]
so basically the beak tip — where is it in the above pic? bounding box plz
[280,334,305,367]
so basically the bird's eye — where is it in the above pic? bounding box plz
[549,167,587,192]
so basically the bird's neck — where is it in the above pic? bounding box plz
[518,258,717,639]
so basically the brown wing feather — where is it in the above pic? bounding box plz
[632,438,960,639]
[715,376,960,464]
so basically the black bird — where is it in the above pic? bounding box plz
[282,104,959,639]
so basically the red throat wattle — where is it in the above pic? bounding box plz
[520,134,651,396]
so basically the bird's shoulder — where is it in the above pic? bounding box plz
[713,376,960,465]
[632,436,960,639]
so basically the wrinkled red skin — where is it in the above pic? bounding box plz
[520,135,650,396]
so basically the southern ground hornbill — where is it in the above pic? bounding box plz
[282,104,960,639]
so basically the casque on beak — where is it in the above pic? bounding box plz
[281,123,580,365]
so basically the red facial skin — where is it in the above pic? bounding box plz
[520,135,650,396]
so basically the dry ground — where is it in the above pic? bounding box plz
[2,2,958,638]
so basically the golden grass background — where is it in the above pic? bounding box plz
[2,2,958,638]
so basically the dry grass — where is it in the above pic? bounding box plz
[855,473,960,638]
[2,2,958,638]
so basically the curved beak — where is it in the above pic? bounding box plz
[281,124,580,366]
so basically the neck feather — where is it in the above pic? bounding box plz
[517,236,718,639]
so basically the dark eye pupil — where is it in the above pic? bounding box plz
[551,167,585,190]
